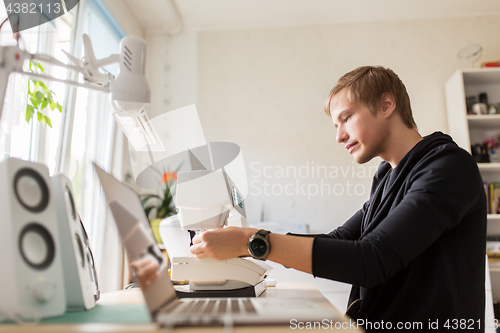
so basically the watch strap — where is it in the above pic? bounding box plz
[256,229,271,238]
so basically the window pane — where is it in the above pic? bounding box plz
[0,74,32,161]
[65,0,124,266]
[87,0,123,76]
[42,17,74,174]
[0,11,49,162]
[68,87,115,240]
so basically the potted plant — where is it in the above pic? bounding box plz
[141,167,179,244]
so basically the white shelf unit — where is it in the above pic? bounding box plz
[478,163,500,172]
[445,67,500,226]
[445,68,500,306]
[468,115,500,129]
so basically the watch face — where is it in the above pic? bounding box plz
[250,238,268,258]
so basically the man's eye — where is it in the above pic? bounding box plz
[344,116,350,122]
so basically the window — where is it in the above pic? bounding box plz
[0,0,128,291]
[56,0,126,277]
[0,6,69,163]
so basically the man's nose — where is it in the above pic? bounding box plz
[336,127,348,143]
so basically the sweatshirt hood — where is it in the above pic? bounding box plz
[394,131,455,174]
[362,131,458,236]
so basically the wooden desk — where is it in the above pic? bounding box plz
[0,283,363,332]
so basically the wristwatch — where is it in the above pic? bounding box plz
[247,229,271,260]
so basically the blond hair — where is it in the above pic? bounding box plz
[324,66,416,129]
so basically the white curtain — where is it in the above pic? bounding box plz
[56,0,126,292]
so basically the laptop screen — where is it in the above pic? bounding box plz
[93,163,177,314]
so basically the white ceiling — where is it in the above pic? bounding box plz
[125,0,182,33]
[126,0,500,33]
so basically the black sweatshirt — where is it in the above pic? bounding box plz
[311,132,486,331]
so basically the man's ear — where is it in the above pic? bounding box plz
[380,93,396,119]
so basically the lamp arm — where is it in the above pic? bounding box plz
[33,51,117,87]
[0,44,115,124]
[15,69,110,93]
[0,37,158,155]
[30,53,87,75]
[28,49,115,90]
[93,54,120,69]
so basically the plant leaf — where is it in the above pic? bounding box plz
[30,97,38,109]
[25,105,34,123]
[144,206,156,219]
[37,80,48,91]
[141,195,161,210]
[34,91,44,104]
[26,61,59,129]
[141,194,161,203]
[41,98,48,110]
[45,116,52,128]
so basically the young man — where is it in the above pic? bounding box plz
[139,66,487,331]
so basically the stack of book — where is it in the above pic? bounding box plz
[485,182,500,215]
[488,237,500,258]
[482,61,500,68]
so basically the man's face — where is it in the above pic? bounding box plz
[330,88,389,164]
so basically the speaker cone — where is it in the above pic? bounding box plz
[14,168,49,213]
[19,223,55,270]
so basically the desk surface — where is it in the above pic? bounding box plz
[1,283,363,332]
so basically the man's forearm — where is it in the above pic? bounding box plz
[266,233,314,274]
[190,227,314,274]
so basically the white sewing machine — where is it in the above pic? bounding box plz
[160,150,272,296]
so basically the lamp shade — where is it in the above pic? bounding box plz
[111,36,150,116]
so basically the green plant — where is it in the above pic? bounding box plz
[141,167,180,220]
[26,61,62,128]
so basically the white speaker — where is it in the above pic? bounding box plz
[78,214,100,303]
[52,174,96,311]
[0,158,66,321]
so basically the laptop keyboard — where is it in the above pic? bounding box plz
[158,297,339,327]
[172,298,256,316]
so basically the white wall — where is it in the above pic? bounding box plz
[145,31,198,119]
[193,15,500,233]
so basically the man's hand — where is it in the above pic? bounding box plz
[190,227,257,260]
[190,227,314,275]
[130,255,160,289]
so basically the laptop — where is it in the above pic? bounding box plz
[93,163,339,327]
